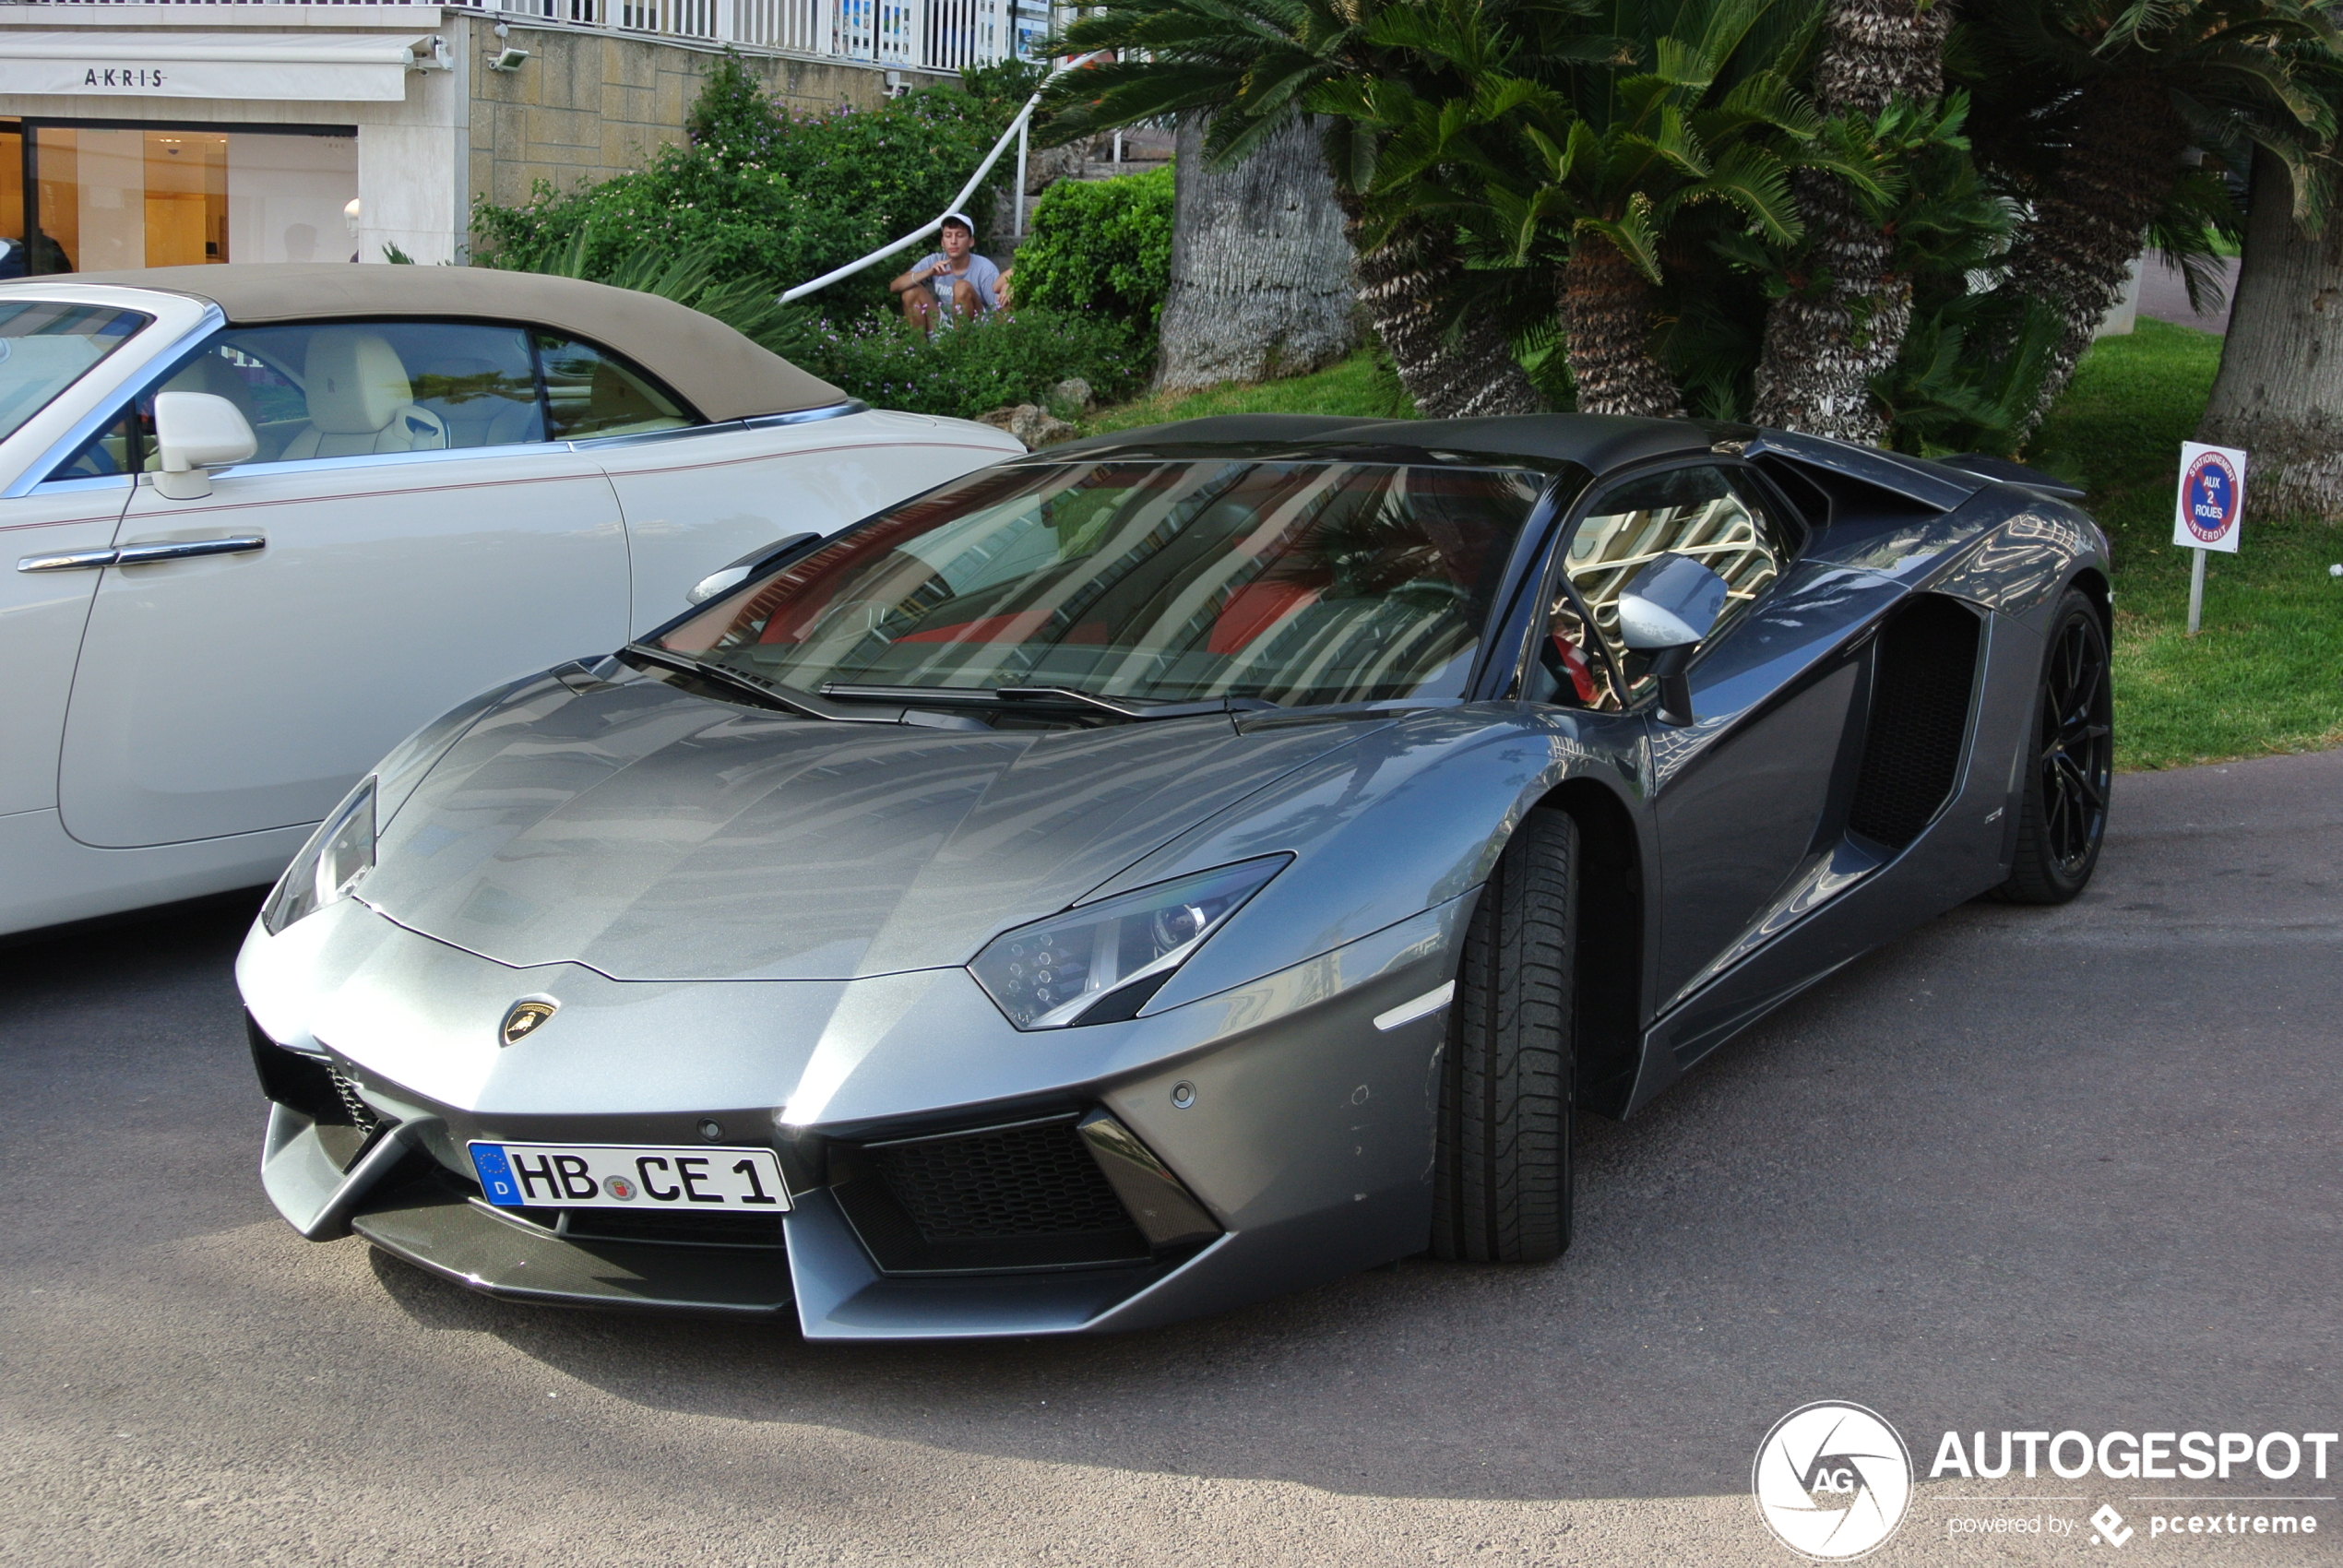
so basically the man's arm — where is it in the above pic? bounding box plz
[888,258,938,294]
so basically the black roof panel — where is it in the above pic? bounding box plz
[1030,412,1723,474]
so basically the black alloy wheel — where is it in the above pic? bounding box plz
[1995,589,2112,904]
[1432,806,1576,1264]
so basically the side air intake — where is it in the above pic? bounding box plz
[1847,596,1982,849]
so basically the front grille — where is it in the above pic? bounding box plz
[1848,596,1981,849]
[831,1114,1154,1275]
[874,1120,1133,1241]
[331,1069,382,1134]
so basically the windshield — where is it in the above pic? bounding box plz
[657,459,1548,708]
[0,301,150,448]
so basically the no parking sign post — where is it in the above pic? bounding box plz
[2174,441,2247,636]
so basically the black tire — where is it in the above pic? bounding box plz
[1432,807,1576,1264]
[1994,589,2113,905]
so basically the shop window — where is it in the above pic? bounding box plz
[23,125,353,272]
[535,334,694,440]
[0,121,24,279]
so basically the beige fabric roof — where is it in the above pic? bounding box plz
[64,264,847,422]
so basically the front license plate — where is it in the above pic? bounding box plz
[469,1141,791,1212]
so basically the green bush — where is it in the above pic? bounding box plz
[801,307,1145,420]
[471,53,1015,319]
[1011,166,1174,339]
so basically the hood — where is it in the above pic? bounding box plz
[359,674,1371,981]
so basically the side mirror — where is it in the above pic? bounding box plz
[688,531,820,604]
[151,392,257,500]
[1617,552,1730,726]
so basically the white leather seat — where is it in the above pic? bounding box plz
[279,330,447,460]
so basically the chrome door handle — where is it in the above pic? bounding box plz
[114,534,267,565]
[17,534,265,573]
[16,547,119,574]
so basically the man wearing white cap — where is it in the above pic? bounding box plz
[889,212,1005,333]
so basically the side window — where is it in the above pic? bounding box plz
[50,403,144,481]
[147,321,547,470]
[535,333,692,440]
[1536,465,1790,709]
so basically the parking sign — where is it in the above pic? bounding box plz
[2174,441,2247,553]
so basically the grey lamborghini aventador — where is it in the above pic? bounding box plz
[237,412,2113,1338]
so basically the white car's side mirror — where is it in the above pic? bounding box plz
[152,391,258,500]
[1617,552,1730,726]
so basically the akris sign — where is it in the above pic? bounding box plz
[80,66,169,90]
[0,31,446,103]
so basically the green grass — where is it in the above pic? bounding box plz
[1082,321,2343,770]
[1079,347,1414,434]
[2034,319,2343,771]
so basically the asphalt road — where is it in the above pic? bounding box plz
[4,751,2338,1566]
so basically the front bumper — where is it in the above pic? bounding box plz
[239,894,1467,1338]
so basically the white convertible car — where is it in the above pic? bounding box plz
[0,264,1021,937]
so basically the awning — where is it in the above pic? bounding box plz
[0,30,448,103]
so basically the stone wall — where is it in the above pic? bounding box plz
[466,20,955,215]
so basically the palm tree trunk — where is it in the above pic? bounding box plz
[1156,116,1359,393]
[1341,195,1544,418]
[2004,72,2189,438]
[1748,0,1949,442]
[2197,147,2343,519]
[1559,232,1683,418]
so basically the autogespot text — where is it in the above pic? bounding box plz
[1929,1429,2337,1480]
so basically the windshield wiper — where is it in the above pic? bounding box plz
[621,646,860,722]
[816,683,1281,722]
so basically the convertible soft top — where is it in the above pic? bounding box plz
[55,263,848,422]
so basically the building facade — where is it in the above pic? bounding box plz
[0,1,1032,273]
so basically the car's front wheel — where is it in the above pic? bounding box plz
[1433,807,1576,1264]
[1994,588,2113,904]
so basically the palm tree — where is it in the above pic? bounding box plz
[1340,0,1835,414]
[1043,0,1549,416]
[1747,0,1953,440]
[1959,0,2341,435]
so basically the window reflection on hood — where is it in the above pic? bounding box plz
[660,459,1547,708]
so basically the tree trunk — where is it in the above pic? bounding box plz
[1347,206,1545,418]
[1748,0,1948,442]
[2197,147,2343,520]
[1155,115,1359,394]
[1559,233,1683,418]
[2004,72,2188,438]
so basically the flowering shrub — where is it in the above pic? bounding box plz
[801,307,1142,420]
[470,53,1015,319]
[1012,166,1174,339]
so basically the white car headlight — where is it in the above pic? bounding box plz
[262,777,376,936]
[969,856,1288,1029]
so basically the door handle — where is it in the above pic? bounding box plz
[16,546,119,574]
[17,534,265,573]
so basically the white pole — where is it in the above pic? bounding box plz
[2186,547,2206,636]
[1014,114,1029,238]
[779,51,1102,302]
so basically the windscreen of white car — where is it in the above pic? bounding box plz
[0,301,149,446]
[657,459,1548,709]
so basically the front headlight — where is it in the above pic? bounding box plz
[261,777,376,935]
[969,856,1289,1029]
